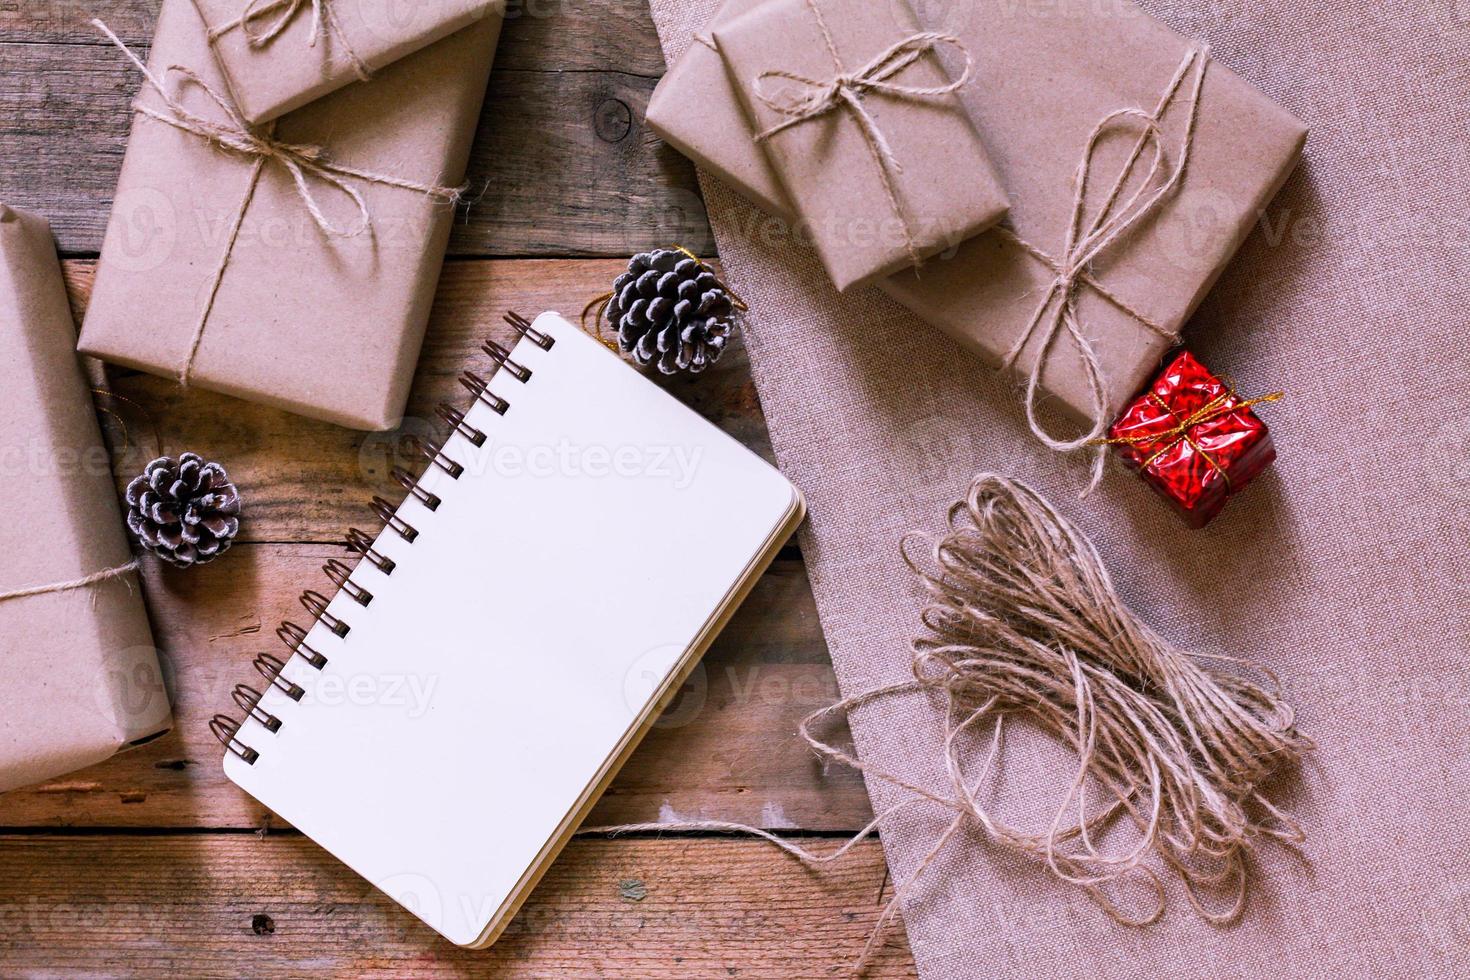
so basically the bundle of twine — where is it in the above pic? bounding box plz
[593,473,1309,972]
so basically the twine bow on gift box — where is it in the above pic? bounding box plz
[206,0,372,82]
[994,45,1212,493]
[92,20,465,387]
[748,0,973,269]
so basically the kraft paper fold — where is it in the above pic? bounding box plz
[191,0,501,124]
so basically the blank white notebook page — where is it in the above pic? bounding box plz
[224,311,801,946]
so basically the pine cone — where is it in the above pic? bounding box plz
[125,453,242,568]
[606,249,737,374]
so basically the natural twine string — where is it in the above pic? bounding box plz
[0,560,140,605]
[749,0,972,271]
[586,473,1307,974]
[93,20,465,387]
[207,0,372,82]
[996,45,1210,494]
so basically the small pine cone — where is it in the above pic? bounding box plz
[605,249,737,375]
[125,453,242,568]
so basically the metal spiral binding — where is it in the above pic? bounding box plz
[405,433,466,478]
[209,311,552,766]
[346,528,396,574]
[301,590,350,637]
[278,622,328,669]
[459,371,509,416]
[324,558,374,605]
[232,685,283,732]
[371,497,419,542]
[392,467,442,511]
[507,310,555,350]
[210,715,258,764]
[436,406,486,447]
[483,339,533,381]
[254,652,305,701]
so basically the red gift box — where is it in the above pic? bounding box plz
[1107,351,1281,528]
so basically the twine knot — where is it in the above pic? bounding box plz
[995,45,1211,495]
[93,19,465,385]
[753,31,970,145]
[750,0,973,270]
[217,0,372,83]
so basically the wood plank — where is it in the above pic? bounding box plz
[0,834,916,977]
[0,3,709,257]
[0,546,869,831]
[61,258,768,544]
[0,0,669,74]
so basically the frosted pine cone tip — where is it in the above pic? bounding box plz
[125,452,242,568]
[605,248,737,375]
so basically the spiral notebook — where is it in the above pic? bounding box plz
[212,311,804,947]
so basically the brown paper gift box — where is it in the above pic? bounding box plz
[191,0,502,124]
[646,0,788,218]
[652,0,1306,428]
[711,0,1008,293]
[78,0,501,431]
[0,205,172,795]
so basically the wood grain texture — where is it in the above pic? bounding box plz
[0,0,668,73]
[0,835,915,977]
[0,2,710,256]
[0,547,869,831]
[0,2,915,973]
[61,258,767,543]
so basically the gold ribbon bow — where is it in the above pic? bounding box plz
[209,0,371,82]
[750,0,972,269]
[995,45,1211,494]
[94,20,464,386]
[1098,388,1283,487]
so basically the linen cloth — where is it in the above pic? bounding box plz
[646,0,1470,976]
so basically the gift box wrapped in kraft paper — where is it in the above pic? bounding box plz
[191,0,502,125]
[711,0,1008,292]
[651,0,1306,453]
[0,205,172,794]
[646,0,788,218]
[78,0,501,431]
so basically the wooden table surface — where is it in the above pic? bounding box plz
[0,2,917,975]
